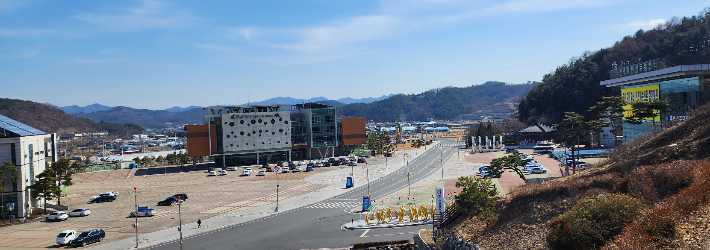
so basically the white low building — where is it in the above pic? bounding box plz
[0,114,56,220]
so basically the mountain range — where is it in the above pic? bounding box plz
[59,95,393,114]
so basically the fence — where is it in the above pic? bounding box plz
[74,164,119,173]
[433,201,464,229]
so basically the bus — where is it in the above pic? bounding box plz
[533,145,555,155]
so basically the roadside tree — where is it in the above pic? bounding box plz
[48,159,74,206]
[625,99,670,135]
[454,176,498,228]
[28,168,61,214]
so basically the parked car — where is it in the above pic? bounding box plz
[46,211,69,221]
[315,162,323,167]
[245,168,253,174]
[220,170,228,176]
[226,166,237,171]
[241,170,251,176]
[288,162,297,169]
[505,148,518,153]
[89,194,116,203]
[384,152,392,157]
[101,191,119,197]
[70,229,105,247]
[293,166,302,172]
[265,166,273,172]
[323,161,331,167]
[577,163,588,170]
[281,167,289,173]
[257,170,266,176]
[68,208,91,217]
[477,166,490,175]
[481,170,500,178]
[208,171,217,176]
[172,193,188,202]
[331,161,340,166]
[56,229,77,246]
[130,206,157,217]
[297,161,305,166]
[348,161,357,166]
[305,166,313,172]
[158,197,179,206]
[357,157,366,163]
[528,167,548,174]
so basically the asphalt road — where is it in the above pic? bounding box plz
[150,140,457,250]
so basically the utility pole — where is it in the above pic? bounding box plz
[129,187,141,248]
[366,168,370,207]
[178,196,183,250]
[276,168,279,212]
[407,159,410,196]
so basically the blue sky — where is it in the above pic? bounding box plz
[1,0,707,110]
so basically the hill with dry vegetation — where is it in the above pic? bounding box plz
[443,104,710,249]
[0,98,144,136]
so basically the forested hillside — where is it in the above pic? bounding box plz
[518,8,710,124]
[338,82,534,122]
[0,98,144,136]
[75,106,205,129]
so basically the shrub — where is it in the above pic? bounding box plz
[547,194,645,250]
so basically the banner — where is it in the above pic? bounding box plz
[621,85,660,121]
[435,188,445,214]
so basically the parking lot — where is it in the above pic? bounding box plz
[0,161,356,249]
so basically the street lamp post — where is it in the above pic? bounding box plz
[407,159,410,196]
[366,168,370,207]
[276,168,279,212]
[129,187,141,248]
[177,196,184,250]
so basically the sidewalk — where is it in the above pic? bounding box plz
[344,219,432,229]
[89,142,440,249]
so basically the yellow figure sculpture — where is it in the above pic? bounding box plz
[400,206,406,222]
[379,210,386,223]
[412,206,419,221]
[365,212,370,226]
[420,205,428,220]
[430,206,436,219]
[386,209,393,222]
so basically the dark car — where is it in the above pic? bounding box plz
[305,166,314,172]
[331,161,340,166]
[357,157,366,163]
[288,163,297,170]
[172,193,188,202]
[323,161,331,167]
[384,152,392,157]
[157,197,179,206]
[505,148,518,153]
[327,158,336,163]
[70,229,105,247]
[89,194,116,203]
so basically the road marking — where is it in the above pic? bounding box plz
[360,229,370,237]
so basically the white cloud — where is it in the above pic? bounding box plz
[74,58,130,63]
[72,0,193,31]
[434,0,614,22]
[230,15,399,53]
[14,51,39,58]
[624,19,667,29]
[194,44,234,51]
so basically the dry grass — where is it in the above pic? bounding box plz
[444,104,710,249]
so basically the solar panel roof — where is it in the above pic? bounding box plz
[0,114,46,137]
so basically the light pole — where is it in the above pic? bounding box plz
[407,159,410,196]
[366,168,370,207]
[129,187,141,248]
[441,151,444,179]
[276,168,279,212]
[177,196,184,250]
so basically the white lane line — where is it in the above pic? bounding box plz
[360,229,370,237]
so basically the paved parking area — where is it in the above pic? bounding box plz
[0,164,332,249]
[0,147,426,250]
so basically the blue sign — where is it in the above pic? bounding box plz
[346,177,353,188]
[362,196,370,212]
[7,203,14,211]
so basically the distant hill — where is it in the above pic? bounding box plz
[337,81,534,122]
[164,106,203,113]
[60,103,113,114]
[315,100,346,107]
[337,95,393,104]
[74,106,205,129]
[247,95,392,105]
[0,98,144,136]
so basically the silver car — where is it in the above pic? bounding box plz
[68,208,91,217]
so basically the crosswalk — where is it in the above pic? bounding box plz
[305,201,359,209]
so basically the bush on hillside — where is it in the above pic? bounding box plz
[546,194,645,250]
[614,161,694,204]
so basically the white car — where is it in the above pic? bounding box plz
[68,208,91,217]
[220,170,228,176]
[226,166,237,171]
[281,167,289,173]
[129,206,157,217]
[208,171,217,176]
[56,230,77,245]
[297,161,305,166]
[245,168,253,174]
[477,166,490,175]
[101,191,119,197]
[257,170,266,176]
[241,170,251,176]
[315,162,323,167]
[46,211,69,221]
[528,167,548,174]
[293,167,302,172]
